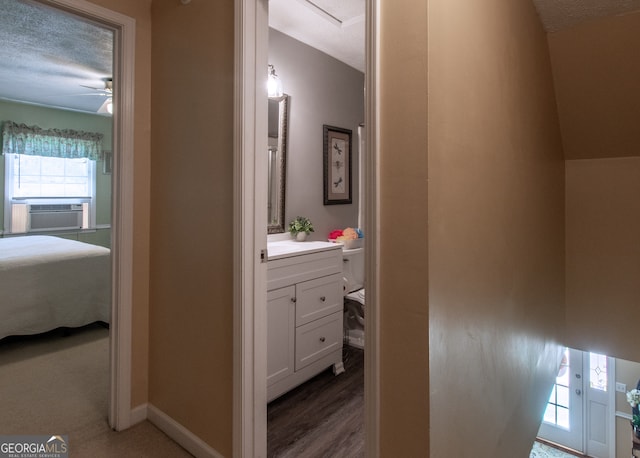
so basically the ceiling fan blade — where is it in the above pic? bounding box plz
[80,84,106,91]
[68,92,110,97]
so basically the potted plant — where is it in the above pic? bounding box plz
[627,388,640,437]
[633,415,640,438]
[288,216,314,241]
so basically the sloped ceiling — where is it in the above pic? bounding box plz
[532,0,640,32]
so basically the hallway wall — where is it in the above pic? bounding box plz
[148,0,234,455]
[565,157,640,362]
[378,0,430,455]
[426,0,565,455]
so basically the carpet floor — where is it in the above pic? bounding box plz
[0,324,192,457]
[530,440,583,458]
[1,325,581,457]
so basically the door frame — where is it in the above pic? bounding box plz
[40,0,136,431]
[233,0,381,455]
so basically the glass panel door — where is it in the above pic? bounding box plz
[538,348,584,452]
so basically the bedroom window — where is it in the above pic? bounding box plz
[7,154,95,199]
[4,154,97,233]
[2,121,102,234]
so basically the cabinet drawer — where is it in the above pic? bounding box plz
[295,311,342,371]
[295,273,343,326]
[267,248,342,291]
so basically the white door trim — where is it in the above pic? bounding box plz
[233,0,381,455]
[39,0,136,431]
[233,0,269,455]
[608,357,616,458]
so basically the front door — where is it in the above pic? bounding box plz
[585,353,613,458]
[538,347,584,452]
[538,348,613,457]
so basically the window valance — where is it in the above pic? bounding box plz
[1,121,103,160]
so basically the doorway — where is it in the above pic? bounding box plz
[538,348,615,457]
[25,0,136,431]
[265,3,367,454]
[234,0,380,455]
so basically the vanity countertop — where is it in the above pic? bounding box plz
[267,240,341,261]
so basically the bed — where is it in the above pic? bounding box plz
[0,235,110,340]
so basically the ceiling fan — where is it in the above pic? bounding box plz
[80,77,113,114]
[42,76,113,114]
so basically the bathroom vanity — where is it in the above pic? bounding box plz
[267,240,344,402]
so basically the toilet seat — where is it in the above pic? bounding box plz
[346,288,365,305]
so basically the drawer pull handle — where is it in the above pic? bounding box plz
[320,296,326,302]
[291,297,296,303]
[319,336,326,343]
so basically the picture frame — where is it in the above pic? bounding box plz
[103,151,112,175]
[323,125,352,205]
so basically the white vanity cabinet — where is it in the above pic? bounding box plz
[267,241,344,402]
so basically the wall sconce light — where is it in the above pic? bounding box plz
[267,64,283,98]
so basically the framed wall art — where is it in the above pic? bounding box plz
[323,125,352,205]
[102,151,113,174]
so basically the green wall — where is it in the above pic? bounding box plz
[0,99,112,246]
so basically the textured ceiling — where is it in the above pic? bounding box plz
[0,0,113,114]
[532,0,640,32]
[1,0,638,115]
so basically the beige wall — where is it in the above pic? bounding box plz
[148,0,234,454]
[379,1,430,455]
[427,0,565,455]
[547,12,640,160]
[86,0,152,408]
[565,158,640,361]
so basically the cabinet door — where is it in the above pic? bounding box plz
[267,286,295,386]
[295,273,343,326]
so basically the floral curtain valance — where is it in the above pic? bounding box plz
[1,121,103,160]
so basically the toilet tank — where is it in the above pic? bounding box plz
[343,247,364,293]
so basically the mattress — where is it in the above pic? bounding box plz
[0,235,111,339]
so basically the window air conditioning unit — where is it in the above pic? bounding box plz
[28,203,85,232]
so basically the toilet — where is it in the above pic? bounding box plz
[343,247,365,349]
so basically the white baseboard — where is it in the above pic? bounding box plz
[147,404,224,458]
[130,403,148,425]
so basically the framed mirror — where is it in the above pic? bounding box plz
[267,94,289,233]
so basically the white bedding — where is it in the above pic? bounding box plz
[0,235,110,339]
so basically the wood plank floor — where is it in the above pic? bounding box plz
[268,346,364,458]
